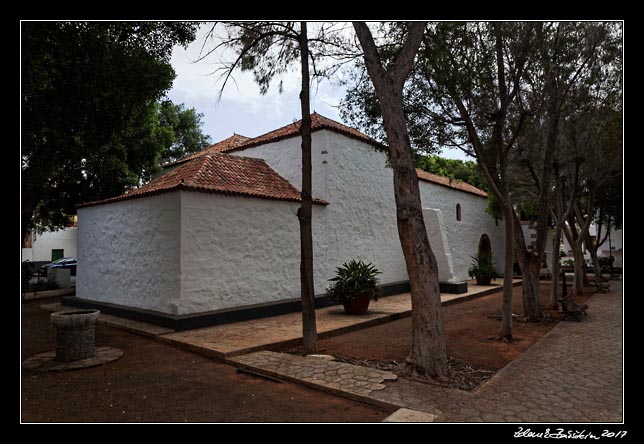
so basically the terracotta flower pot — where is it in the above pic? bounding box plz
[343,290,373,315]
[475,276,492,285]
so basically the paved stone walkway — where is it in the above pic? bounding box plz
[234,352,398,402]
[230,289,623,422]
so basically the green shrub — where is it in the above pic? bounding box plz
[562,258,575,270]
[598,256,615,273]
[468,253,498,280]
[326,260,382,304]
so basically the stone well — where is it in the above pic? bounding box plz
[50,309,101,362]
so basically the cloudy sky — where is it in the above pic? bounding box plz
[166,24,469,161]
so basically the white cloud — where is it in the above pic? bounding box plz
[168,23,347,143]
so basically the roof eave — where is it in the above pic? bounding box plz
[77,184,329,209]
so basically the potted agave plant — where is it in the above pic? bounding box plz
[468,252,498,285]
[326,260,382,315]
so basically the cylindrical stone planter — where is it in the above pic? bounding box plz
[50,309,101,362]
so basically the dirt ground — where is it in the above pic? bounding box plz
[21,300,389,423]
[306,284,593,371]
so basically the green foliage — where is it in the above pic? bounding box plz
[468,253,498,280]
[516,200,540,222]
[157,99,212,164]
[414,154,488,190]
[22,21,198,232]
[485,192,504,221]
[562,259,575,270]
[326,260,382,304]
[598,256,614,273]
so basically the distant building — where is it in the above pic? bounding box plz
[22,226,77,264]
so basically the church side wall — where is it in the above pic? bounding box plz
[76,192,182,314]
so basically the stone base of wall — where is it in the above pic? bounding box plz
[439,281,468,294]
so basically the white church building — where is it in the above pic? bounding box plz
[68,114,505,329]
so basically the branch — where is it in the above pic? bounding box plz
[504,112,527,158]
[352,22,425,90]
[526,163,541,194]
[573,193,595,247]
[390,22,426,84]
[352,22,388,83]
[494,23,508,112]
[452,94,506,204]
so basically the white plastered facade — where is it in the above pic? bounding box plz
[77,130,505,315]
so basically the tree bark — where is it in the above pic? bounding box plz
[353,22,448,379]
[588,245,603,288]
[499,200,515,340]
[563,218,586,295]
[549,224,563,309]
[297,22,317,354]
[513,215,543,321]
[586,215,610,289]
[564,199,594,294]
[520,260,542,320]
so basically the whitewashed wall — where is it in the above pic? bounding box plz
[76,193,182,314]
[179,192,321,314]
[77,129,506,316]
[235,131,408,288]
[25,227,78,262]
[236,130,505,286]
[418,180,505,281]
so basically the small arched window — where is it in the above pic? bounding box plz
[456,203,462,221]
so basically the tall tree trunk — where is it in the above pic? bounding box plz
[588,245,603,289]
[297,22,317,354]
[520,259,542,320]
[571,241,585,294]
[565,200,594,295]
[513,214,543,321]
[549,224,563,309]
[563,216,584,294]
[499,200,515,340]
[386,96,447,378]
[353,22,448,379]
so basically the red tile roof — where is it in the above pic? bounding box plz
[166,113,385,168]
[78,153,329,208]
[415,169,488,198]
[152,113,487,202]
[226,112,386,152]
[163,134,250,167]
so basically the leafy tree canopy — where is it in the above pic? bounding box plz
[156,99,212,164]
[414,153,487,191]
[22,21,198,234]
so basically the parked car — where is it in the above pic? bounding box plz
[40,257,77,276]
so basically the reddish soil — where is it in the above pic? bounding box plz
[21,299,389,423]
[309,284,593,371]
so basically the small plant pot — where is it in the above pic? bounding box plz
[475,276,492,285]
[343,291,373,315]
